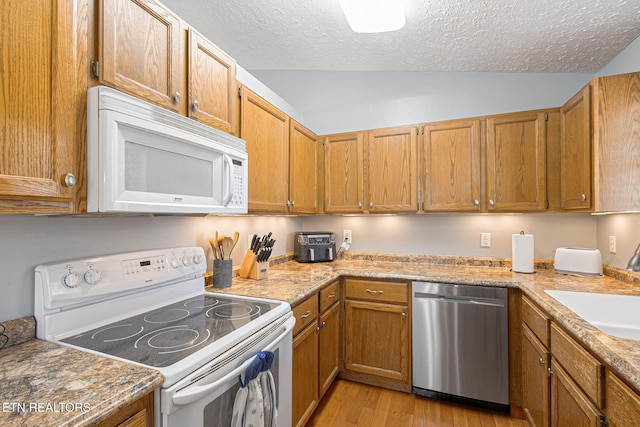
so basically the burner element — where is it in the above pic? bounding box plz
[208,303,262,320]
[91,324,144,342]
[144,308,190,324]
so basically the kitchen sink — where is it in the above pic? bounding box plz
[544,290,640,341]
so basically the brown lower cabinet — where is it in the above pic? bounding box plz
[292,280,340,427]
[341,278,411,392]
[518,294,640,427]
[96,391,154,427]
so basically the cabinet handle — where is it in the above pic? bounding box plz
[174,91,181,103]
[489,199,495,206]
[581,193,587,202]
[300,310,311,319]
[369,201,374,208]
[193,99,199,111]
[63,173,76,188]
[358,202,362,208]
[327,293,336,299]
[366,289,384,295]
[474,199,480,206]
[538,357,545,366]
[548,367,553,377]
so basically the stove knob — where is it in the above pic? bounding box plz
[84,269,102,285]
[170,257,181,268]
[193,254,202,264]
[182,255,191,266]
[62,272,81,288]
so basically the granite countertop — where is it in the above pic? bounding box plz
[207,252,640,395]
[0,337,163,426]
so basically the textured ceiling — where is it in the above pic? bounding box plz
[161,0,640,73]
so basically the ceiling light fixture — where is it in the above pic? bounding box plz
[338,0,406,33]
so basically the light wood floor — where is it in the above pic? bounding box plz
[307,379,529,427]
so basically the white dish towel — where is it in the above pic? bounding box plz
[231,351,277,427]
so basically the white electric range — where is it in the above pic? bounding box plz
[34,247,294,427]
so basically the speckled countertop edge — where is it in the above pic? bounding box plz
[207,252,640,395]
[0,340,163,427]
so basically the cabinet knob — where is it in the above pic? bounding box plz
[291,200,295,206]
[174,92,181,103]
[286,200,291,206]
[538,357,545,366]
[402,312,406,319]
[193,100,199,111]
[369,201,374,208]
[474,199,480,206]
[489,199,495,206]
[63,173,76,188]
[581,193,587,202]
[358,202,362,208]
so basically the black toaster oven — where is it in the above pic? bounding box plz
[294,232,336,263]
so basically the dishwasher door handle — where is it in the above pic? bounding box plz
[413,292,506,308]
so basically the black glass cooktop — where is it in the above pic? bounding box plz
[62,295,278,367]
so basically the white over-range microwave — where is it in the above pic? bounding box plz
[87,86,247,214]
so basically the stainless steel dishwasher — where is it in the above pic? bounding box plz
[412,281,509,410]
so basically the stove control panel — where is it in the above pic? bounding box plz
[35,247,206,311]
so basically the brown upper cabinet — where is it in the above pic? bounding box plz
[240,87,290,213]
[366,126,419,213]
[0,0,87,214]
[323,126,418,214]
[560,85,592,211]
[96,0,238,135]
[422,119,482,212]
[97,0,184,112]
[323,132,365,214]
[592,72,640,212]
[486,111,547,212]
[289,121,319,214]
[187,29,237,134]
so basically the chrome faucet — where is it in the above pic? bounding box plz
[627,244,640,272]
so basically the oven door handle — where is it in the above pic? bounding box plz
[172,316,295,406]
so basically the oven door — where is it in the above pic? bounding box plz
[160,315,294,427]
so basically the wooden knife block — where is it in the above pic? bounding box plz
[238,250,269,280]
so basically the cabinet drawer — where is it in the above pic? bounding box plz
[320,281,340,313]
[550,322,604,407]
[345,278,408,304]
[522,295,550,347]
[293,295,319,336]
[605,371,640,427]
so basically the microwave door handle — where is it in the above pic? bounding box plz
[172,316,295,406]
[222,154,234,207]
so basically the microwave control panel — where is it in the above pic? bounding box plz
[230,158,245,207]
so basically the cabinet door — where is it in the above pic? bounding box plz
[366,126,418,213]
[188,29,237,134]
[422,120,481,212]
[292,322,319,427]
[344,300,409,383]
[522,325,550,427]
[99,0,183,112]
[240,88,290,212]
[593,72,640,212]
[289,121,318,214]
[606,371,640,427]
[561,85,592,210]
[550,360,602,427]
[318,302,340,399]
[486,112,547,211]
[324,132,364,213]
[0,0,86,213]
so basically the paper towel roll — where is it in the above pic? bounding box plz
[512,233,534,273]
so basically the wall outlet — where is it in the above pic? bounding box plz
[480,232,491,248]
[609,235,617,254]
[343,229,352,245]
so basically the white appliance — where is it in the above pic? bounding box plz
[34,247,293,427]
[87,86,248,214]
